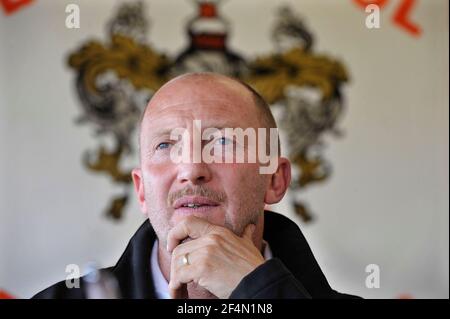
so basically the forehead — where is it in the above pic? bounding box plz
[141,77,261,135]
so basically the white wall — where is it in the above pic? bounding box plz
[0,0,448,298]
[269,0,450,299]
[0,11,6,289]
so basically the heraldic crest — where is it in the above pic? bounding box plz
[67,0,349,222]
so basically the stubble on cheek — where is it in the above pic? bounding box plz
[144,184,173,247]
[224,170,267,236]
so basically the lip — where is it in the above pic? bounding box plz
[173,196,220,209]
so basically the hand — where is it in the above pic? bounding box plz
[166,215,265,299]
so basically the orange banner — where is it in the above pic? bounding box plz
[353,0,422,36]
[1,0,34,15]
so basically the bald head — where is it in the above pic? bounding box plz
[131,73,292,289]
[139,72,278,139]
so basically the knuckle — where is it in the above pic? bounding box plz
[207,233,222,246]
[203,245,215,257]
[198,258,212,273]
[212,226,228,237]
[172,245,181,257]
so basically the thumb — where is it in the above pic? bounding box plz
[242,223,256,241]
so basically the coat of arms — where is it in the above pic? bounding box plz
[68,0,349,222]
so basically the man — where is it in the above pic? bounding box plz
[33,73,358,299]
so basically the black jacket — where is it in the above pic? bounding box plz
[32,211,359,299]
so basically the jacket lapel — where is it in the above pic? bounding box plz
[112,220,156,298]
[263,211,333,298]
[111,210,334,299]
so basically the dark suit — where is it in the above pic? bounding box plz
[33,211,359,299]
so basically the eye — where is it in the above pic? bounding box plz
[156,142,171,150]
[215,137,232,146]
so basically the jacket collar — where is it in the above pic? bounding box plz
[111,210,332,298]
[112,220,156,298]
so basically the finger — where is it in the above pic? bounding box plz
[242,223,256,241]
[169,252,191,299]
[167,216,215,252]
[169,253,198,299]
[172,237,210,261]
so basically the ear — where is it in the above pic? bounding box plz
[264,157,291,205]
[132,168,147,215]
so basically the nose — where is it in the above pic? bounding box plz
[176,162,212,185]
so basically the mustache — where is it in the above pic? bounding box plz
[167,185,227,207]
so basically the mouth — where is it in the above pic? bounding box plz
[173,196,220,213]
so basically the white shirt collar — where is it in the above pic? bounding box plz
[150,239,273,299]
[150,240,171,299]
